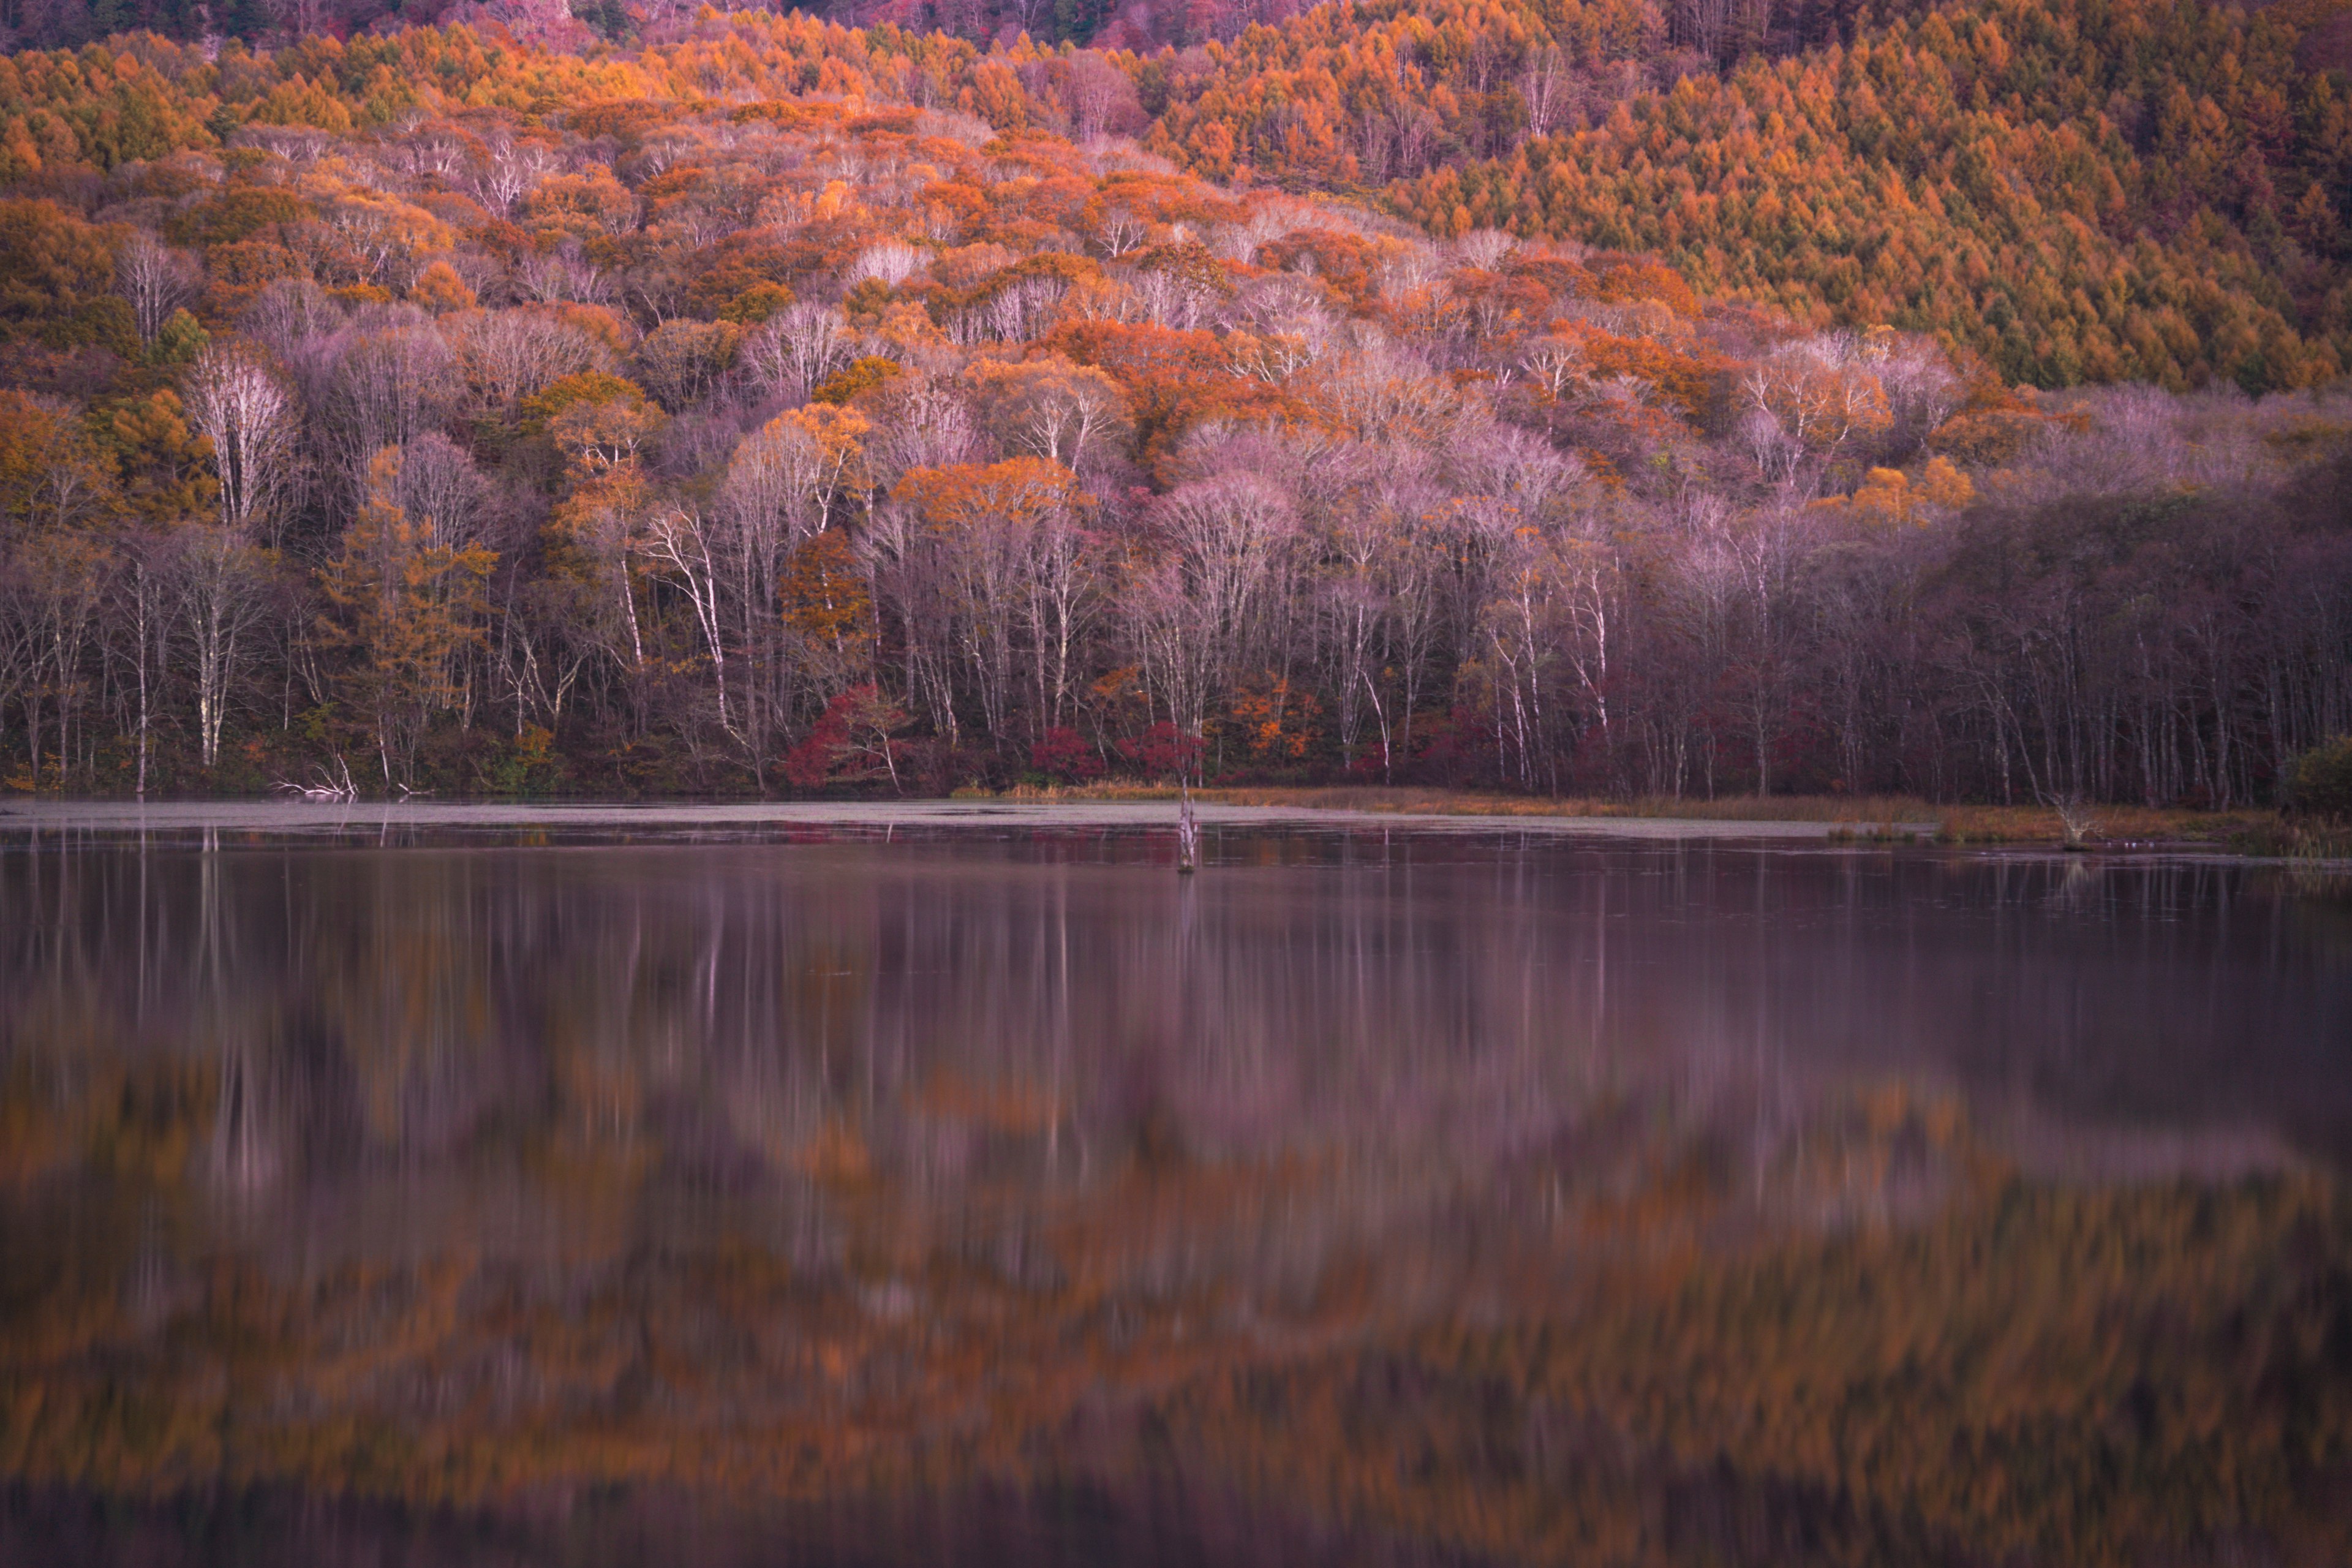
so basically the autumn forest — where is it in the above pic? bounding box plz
[0,0,2348,802]
[6,3,2352,1559]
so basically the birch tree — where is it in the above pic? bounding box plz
[183,347,298,545]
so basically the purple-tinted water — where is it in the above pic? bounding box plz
[2,815,2346,1565]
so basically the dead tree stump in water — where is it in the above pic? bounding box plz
[1177,782,1199,873]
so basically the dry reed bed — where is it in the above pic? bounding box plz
[974,784,2285,846]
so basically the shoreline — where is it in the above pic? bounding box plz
[0,785,2307,849]
[0,796,1944,841]
[9,798,2339,865]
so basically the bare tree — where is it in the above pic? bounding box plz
[1020,501,1098,733]
[108,528,173,795]
[471,135,556,217]
[114,233,199,345]
[450,309,608,418]
[1061,53,1138,141]
[1318,484,1401,778]
[1517,45,1575,140]
[864,377,978,492]
[638,503,737,741]
[633,319,742,412]
[238,280,345,372]
[1134,472,1298,742]
[710,413,849,761]
[12,527,112,786]
[742,303,854,404]
[1740,336,1894,481]
[858,499,961,746]
[394,434,494,552]
[848,243,926,287]
[171,525,278,769]
[1675,0,1737,61]
[1095,208,1147,258]
[965,357,1129,473]
[183,345,299,546]
[323,322,459,501]
[268,0,328,35]
[514,247,610,306]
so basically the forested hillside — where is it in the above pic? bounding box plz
[0,12,2345,801]
[1149,0,2352,389]
[10,0,2351,389]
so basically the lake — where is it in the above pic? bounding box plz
[2,804,2348,1566]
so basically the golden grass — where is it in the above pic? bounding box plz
[986,783,2282,845]
[1929,801,2275,846]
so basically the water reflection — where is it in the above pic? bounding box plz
[2,821,2348,1566]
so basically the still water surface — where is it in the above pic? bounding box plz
[2,810,2348,1565]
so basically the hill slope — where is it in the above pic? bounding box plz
[1134,0,2352,387]
[0,13,2343,806]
